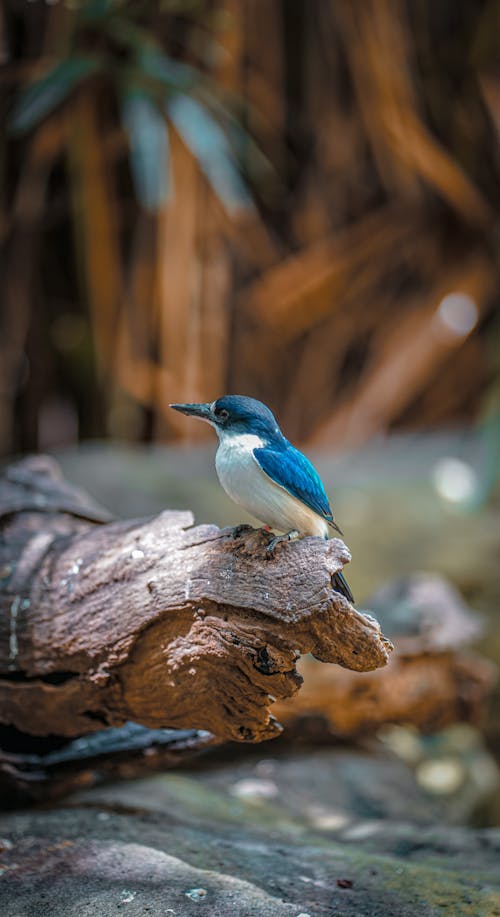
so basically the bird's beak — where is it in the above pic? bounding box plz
[170,402,215,423]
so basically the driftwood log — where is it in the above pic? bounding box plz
[0,456,392,744]
[275,573,496,737]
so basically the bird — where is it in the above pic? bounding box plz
[170,395,354,603]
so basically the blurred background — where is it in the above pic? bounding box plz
[2,0,500,455]
[2,0,500,834]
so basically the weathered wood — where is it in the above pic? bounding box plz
[0,456,392,743]
[276,650,496,739]
[275,572,496,737]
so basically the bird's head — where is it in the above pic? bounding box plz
[170,395,283,443]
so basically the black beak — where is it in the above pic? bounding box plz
[170,402,215,422]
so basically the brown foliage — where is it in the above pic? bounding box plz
[1,1,499,453]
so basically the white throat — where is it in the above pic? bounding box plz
[215,429,265,450]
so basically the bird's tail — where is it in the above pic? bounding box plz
[332,570,354,604]
[328,518,344,537]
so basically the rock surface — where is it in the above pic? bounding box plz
[1,748,499,916]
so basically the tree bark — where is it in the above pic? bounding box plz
[0,456,392,743]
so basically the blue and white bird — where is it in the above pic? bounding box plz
[170,394,353,603]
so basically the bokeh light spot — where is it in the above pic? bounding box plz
[434,292,479,339]
[432,457,478,504]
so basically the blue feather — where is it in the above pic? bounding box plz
[253,443,339,528]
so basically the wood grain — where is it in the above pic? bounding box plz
[0,456,392,742]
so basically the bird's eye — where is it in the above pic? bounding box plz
[216,408,229,422]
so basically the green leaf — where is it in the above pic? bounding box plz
[137,46,198,92]
[122,89,170,211]
[196,86,278,185]
[167,94,252,212]
[10,57,99,135]
[77,0,116,21]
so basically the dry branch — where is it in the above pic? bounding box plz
[0,457,392,743]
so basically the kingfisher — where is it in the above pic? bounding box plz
[170,395,354,603]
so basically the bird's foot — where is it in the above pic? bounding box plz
[232,523,254,539]
[266,530,300,557]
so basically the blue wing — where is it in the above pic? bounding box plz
[253,443,336,525]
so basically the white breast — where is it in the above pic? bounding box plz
[215,433,328,537]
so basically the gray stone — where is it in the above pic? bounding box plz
[0,756,499,917]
